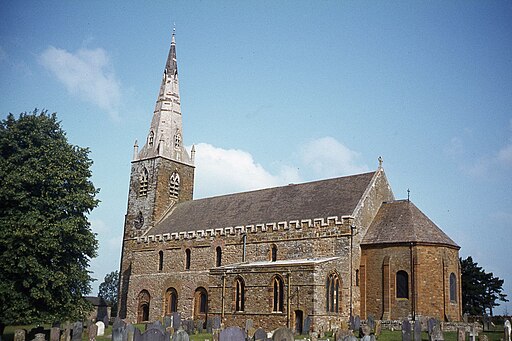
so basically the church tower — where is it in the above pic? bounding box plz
[124,29,195,238]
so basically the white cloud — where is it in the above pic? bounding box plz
[193,143,300,198]
[39,46,121,120]
[300,136,369,177]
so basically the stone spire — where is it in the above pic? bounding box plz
[136,28,192,164]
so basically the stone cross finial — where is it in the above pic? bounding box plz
[378,156,383,168]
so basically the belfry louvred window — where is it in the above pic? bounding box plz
[139,167,149,196]
[170,171,180,197]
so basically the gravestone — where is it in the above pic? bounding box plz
[72,322,83,341]
[340,320,349,331]
[245,319,254,335]
[367,316,375,333]
[401,319,411,341]
[254,328,267,341]
[34,334,45,341]
[361,335,371,341]
[95,322,105,337]
[15,329,26,341]
[427,318,436,336]
[112,318,127,341]
[413,320,421,341]
[163,316,172,329]
[126,324,135,341]
[482,314,490,332]
[343,335,358,341]
[430,322,444,341]
[140,322,168,341]
[478,335,488,341]
[349,316,355,331]
[172,312,181,330]
[370,335,376,341]
[87,324,98,341]
[60,324,71,341]
[463,313,468,323]
[336,330,353,341]
[195,320,204,334]
[360,325,371,337]
[469,324,478,341]
[247,327,256,340]
[457,328,465,341]
[219,326,244,341]
[171,329,189,341]
[212,316,221,330]
[505,320,511,341]
[375,320,382,337]
[354,316,361,333]
[303,316,312,334]
[271,327,294,341]
[50,327,60,341]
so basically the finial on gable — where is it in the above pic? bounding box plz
[378,156,383,169]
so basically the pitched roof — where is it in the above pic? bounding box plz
[361,200,459,248]
[150,171,376,235]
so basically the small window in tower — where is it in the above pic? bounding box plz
[174,133,181,149]
[270,244,277,262]
[216,246,222,267]
[158,250,163,272]
[139,168,149,196]
[355,269,360,287]
[148,131,155,147]
[170,171,180,198]
[185,248,191,270]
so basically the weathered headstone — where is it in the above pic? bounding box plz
[370,335,376,341]
[463,313,468,323]
[354,316,361,333]
[50,327,60,341]
[126,324,135,341]
[34,333,45,341]
[361,335,371,341]
[254,328,267,341]
[482,314,490,332]
[336,330,353,341]
[360,325,371,337]
[457,328,465,341]
[140,322,168,341]
[245,319,254,335]
[430,321,444,341]
[171,329,189,341]
[402,319,411,341]
[15,329,26,341]
[375,320,382,337]
[219,326,244,341]
[172,312,181,330]
[72,322,83,341]
[349,316,355,331]
[469,324,478,341]
[195,320,204,334]
[505,320,511,341]
[87,324,98,341]
[112,318,127,341]
[413,320,421,341]
[163,316,172,329]
[478,335,488,341]
[95,322,105,337]
[367,316,375,334]
[212,316,221,330]
[310,331,318,341]
[271,327,294,341]
[303,316,312,335]
[427,318,436,336]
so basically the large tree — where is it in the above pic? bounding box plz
[461,256,508,316]
[98,271,119,317]
[0,110,99,328]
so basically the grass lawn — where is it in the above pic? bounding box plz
[2,325,506,341]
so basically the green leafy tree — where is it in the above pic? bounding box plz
[0,110,99,330]
[461,256,508,316]
[98,271,119,317]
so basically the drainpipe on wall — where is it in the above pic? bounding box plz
[410,242,415,320]
[221,272,226,319]
[242,232,247,262]
[349,224,356,317]
[287,271,291,329]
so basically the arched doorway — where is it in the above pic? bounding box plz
[137,290,151,323]
[193,287,208,323]
[294,310,304,334]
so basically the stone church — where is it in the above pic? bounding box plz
[118,32,462,333]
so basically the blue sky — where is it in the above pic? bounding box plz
[1,1,511,313]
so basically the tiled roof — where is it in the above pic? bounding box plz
[150,171,376,235]
[361,200,459,248]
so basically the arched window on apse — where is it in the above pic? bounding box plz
[449,272,457,302]
[396,270,409,299]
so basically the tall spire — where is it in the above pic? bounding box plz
[136,28,192,165]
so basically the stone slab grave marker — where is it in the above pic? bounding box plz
[367,316,375,334]
[469,324,478,341]
[163,316,172,329]
[126,324,135,341]
[349,316,355,331]
[87,324,98,341]
[140,321,168,341]
[219,326,244,341]
[50,327,60,341]
[15,329,26,341]
[205,319,213,334]
[172,312,181,330]
[254,328,267,341]
[212,316,221,330]
[112,318,127,341]
[271,327,294,341]
[361,335,371,341]
[354,315,361,334]
[375,320,382,337]
[427,318,435,337]
[195,320,204,334]
[95,322,105,337]
[72,322,83,341]
[401,319,412,341]
[303,316,312,335]
[336,330,353,341]
[430,320,444,341]
[171,329,189,341]
[413,320,421,341]
[457,328,465,341]
[505,320,511,341]
[245,319,254,335]
[60,323,71,341]
[34,334,45,341]
[478,335,488,341]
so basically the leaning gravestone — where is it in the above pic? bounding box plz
[15,329,26,341]
[402,319,412,341]
[72,322,83,341]
[505,320,511,341]
[272,327,294,341]
[219,326,245,341]
[112,318,127,341]
[254,328,267,341]
[171,329,189,341]
[413,320,421,341]
[95,322,105,337]
[88,324,98,341]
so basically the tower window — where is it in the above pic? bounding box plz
[174,133,181,149]
[139,168,149,196]
[158,250,163,272]
[235,277,245,312]
[272,275,284,312]
[355,269,360,287]
[170,171,180,197]
[148,131,155,147]
[185,248,191,270]
[271,244,277,262]
[216,246,222,267]
[396,270,409,299]
[450,272,457,302]
[326,273,340,313]
[137,290,151,323]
